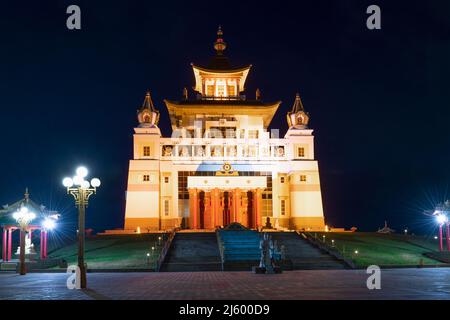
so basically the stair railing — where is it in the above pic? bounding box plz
[156,228,177,272]
[300,231,356,269]
[216,230,225,271]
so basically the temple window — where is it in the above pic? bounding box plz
[207,85,214,96]
[248,130,259,139]
[217,85,225,96]
[280,177,285,183]
[227,85,235,96]
[143,175,150,182]
[281,200,286,215]
[300,175,307,182]
[164,176,169,183]
[143,146,151,157]
[297,147,305,157]
[215,79,226,97]
[164,200,169,216]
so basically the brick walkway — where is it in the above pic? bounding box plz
[0,268,450,300]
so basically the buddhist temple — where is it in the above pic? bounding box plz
[123,27,326,232]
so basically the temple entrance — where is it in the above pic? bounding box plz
[187,171,267,230]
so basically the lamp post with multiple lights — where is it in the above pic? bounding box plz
[63,166,101,288]
[13,206,36,275]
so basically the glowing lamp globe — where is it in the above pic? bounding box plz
[436,214,448,225]
[42,218,56,230]
[12,211,20,221]
[76,166,88,178]
[73,175,83,186]
[63,177,74,188]
[91,178,101,188]
[81,180,91,189]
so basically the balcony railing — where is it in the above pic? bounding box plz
[159,138,289,160]
[196,94,246,101]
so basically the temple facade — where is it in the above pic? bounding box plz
[123,28,325,232]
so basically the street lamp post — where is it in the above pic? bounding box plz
[63,166,100,289]
[435,213,448,252]
[13,206,36,275]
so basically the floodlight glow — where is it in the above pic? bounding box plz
[63,177,74,188]
[91,178,101,188]
[436,214,448,225]
[42,218,56,230]
[76,166,88,178]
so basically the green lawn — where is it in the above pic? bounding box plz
[48,234,166,269]
[311,232,443,268]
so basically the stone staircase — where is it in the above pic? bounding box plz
[159,232,222,272]
[271,232,347,269]
[217,229,261,271]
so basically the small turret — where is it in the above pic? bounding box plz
[137,91,160,128]
[287,93,310,129]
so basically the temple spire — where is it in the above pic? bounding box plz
[213,25,227,55]
[142,91,156,112]
[291,93,305,113]
[287,92,309,129]
[24,188,29,202]
[137,91,160,128]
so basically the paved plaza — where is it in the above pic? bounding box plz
[0,268,450,300]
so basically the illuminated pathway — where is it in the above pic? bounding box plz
[0,268,450,300]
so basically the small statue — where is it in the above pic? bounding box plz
[16,232,36,255]
[263,217,273,229]
[276,147,284,157]
[196,146,205,157]
[213,146,222,157]
[180,146,190,157]
[163,146,173,156]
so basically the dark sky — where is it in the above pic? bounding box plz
[1,0,449,236]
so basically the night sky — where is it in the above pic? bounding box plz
[1,0,449,237]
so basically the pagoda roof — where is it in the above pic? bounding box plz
[0,189,57,226]
[164,99,281,128]
[191,57,252,73]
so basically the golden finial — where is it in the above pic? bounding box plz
[213,25,227,54]
[183,87,188,100]
[291,93,305,113]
